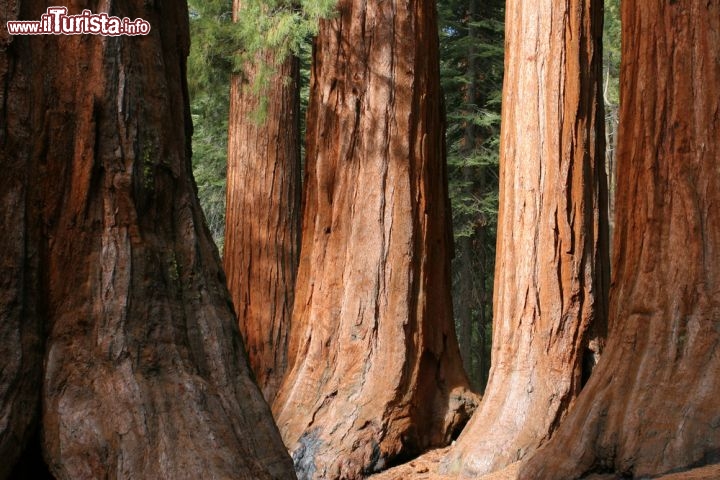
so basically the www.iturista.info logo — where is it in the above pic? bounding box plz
[6,7,151,36]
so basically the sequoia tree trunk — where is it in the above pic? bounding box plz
[440,0,609,475]
[224,0,301,403]
[1,2,295,479]
[271,0,477,477]
[521,2,720,478]
[0,4,44,474]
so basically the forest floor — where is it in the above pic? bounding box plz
[370,447,720,480]
[370,447,517,480]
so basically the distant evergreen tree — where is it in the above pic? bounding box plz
[188,0,234,250]
[603,0,620,234]
[439,0,504,391]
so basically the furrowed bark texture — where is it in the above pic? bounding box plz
[521,1,720,478]
[440,0,609,476]
[272,0,477,477]
[0,1,44,476]
[1,2,296,479]
[224,0,301,404]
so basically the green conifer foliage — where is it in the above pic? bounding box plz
[187,0,333,251]
[439,0,504,391]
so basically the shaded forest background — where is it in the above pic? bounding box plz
[187,0,621,392]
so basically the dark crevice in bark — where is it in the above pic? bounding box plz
[8,429,54,480]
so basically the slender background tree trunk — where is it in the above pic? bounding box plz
[521,1,720,478]
[457,234,474,379]
[224,0,301,404]
[456,0,479,380]
[272,0,477,476]
[441,0,609,475]
[1,2,296,478]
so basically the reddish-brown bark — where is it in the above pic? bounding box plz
[440,0,609,476]
[520,2,720,478]
[1,2,295,478]
[224,0,301,404]
[271,0,477,476]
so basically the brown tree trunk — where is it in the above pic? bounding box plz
[521,2,720,478]
[1,2,295,479]
[224,0,301,404]
[474,226,488,391]
[271,0,477,476]
[440,0,609,475]
[457,233,474,377]
[0,4,44,473]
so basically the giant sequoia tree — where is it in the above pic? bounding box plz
[521,1,720,478]
[224,0,301,403]
[271,0,477,476]
[0,2,294,478]
[441,0,609,475]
